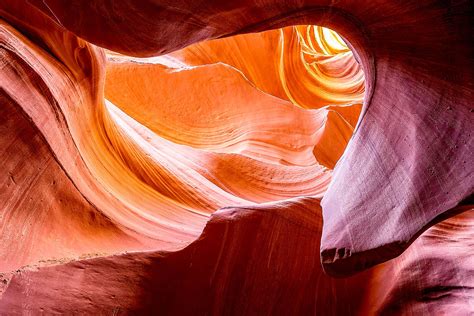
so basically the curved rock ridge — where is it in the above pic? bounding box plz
[0,0,473,314]
[0,88,159,273]
[12,0,471,277]
[167,25,365,110]
[1,201,472,314]
[0,1,358,272]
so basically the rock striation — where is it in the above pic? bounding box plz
[0,0,473,314]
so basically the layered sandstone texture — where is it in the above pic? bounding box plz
[0,0,473,315]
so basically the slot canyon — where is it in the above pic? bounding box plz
[0,1,473,315]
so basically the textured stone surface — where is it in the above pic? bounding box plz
[1,203,472,314]
[7,0,470,275]
[0,0,473,314]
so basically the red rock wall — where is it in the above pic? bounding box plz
[0,0,473,314]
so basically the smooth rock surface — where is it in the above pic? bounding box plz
[0,0,473,314]
[5,0,470,276]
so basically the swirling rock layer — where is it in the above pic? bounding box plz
[0,0,473,314]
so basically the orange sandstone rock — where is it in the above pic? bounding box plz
[0,0,473,314]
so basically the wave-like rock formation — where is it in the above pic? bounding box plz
[0,0,473,314]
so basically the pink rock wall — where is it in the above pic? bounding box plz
[0,0,472,314]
